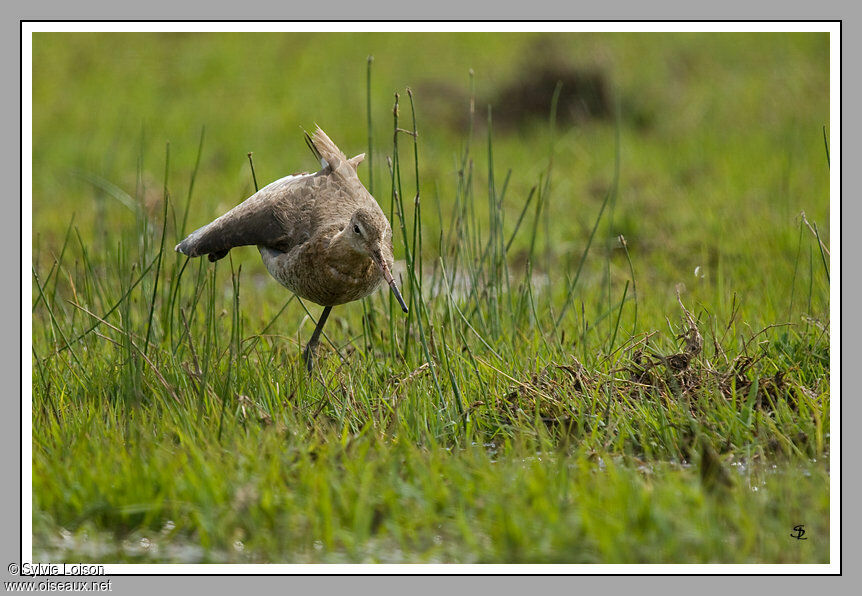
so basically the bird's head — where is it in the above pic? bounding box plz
[346,208,408,313]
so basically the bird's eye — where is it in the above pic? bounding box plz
[353,224,361,235]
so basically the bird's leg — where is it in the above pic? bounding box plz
[302,306,333,372]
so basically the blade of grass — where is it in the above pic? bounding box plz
[143,142,171,357]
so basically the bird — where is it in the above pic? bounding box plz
[175,126,408,371]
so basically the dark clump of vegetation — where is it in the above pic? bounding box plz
[492,63,611,128]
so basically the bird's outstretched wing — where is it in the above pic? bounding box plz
[175,174,312,261]
[176,127,365,262]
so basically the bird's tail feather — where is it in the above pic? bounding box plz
[309,126,352,177]
[304,131,323,166]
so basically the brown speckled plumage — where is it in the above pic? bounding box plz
[175,127,407,370]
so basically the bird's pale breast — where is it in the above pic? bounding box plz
[259,233,384,306]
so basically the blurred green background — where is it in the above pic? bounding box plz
[32,31,829,323]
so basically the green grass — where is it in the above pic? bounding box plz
[31,32,830,564]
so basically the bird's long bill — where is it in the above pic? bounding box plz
[379,260,409,313]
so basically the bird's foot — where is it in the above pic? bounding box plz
[302,306,332,374]
[302,342,317,373]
